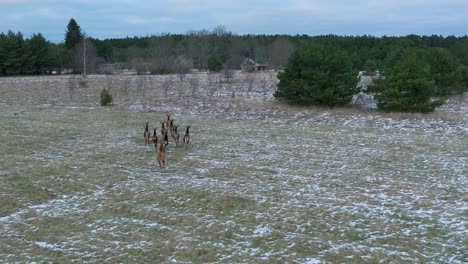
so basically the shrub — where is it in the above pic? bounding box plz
[207,54,223,72]
[100,88,113,106]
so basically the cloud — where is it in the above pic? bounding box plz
[125,16,186,25]
[35,7,68,20]
[1,0,468,42]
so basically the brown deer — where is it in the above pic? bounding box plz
[172,125,180,146]
[183,125,191,145]
[169,119,175,133]
[164,114,171,132]
[144,122,151,145]
[152,128,158,149]
[160,121,167,138]
[157,133,169,168]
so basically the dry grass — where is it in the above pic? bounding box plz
[0,100,466,263]
[0,74,466,262]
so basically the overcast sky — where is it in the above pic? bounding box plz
[1,0,467,42]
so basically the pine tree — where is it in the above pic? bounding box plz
[0,31,27,75]
[274,43,356,106]
[65,18,83,50]
[368,54,443,113]
[28,33,49,73]
[207,54,223,72]
[426,47,460,95]
[100,88,113,106]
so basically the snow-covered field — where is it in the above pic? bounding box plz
[0,74,466,263]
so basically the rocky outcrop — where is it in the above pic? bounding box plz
[352,71,380,109]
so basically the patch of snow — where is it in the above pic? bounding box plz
[253,225,272,236]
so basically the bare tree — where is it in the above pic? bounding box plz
[148,33,175,58]
[104,75,115,100]
[262,77,269,99]
[245,72,256,95]
[121,77,130,97]
[207,72,218,99]
[223,68,235,83]
[72,38,97,75]
[163,79,172,98]
[189,74,200,98]
[68,76,77,100]
[267,38,296,69]
[224,54,244,70]
[185,29,210,69]
[106,76,113,89]
[135,75,148,99]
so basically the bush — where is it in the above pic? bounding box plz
[207,54,223,72]
[100,88,113,106]
[274,44,356,106]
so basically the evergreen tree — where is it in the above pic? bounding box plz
[426,47,460,95]
[0,32,7,74]
[0,31,27,75]
[368,54,443,113]
[100,88,113,106]
[274,43,356,106]
[454,65,468,93]
[207,54,222,72]
[65,18,83,50]
[363,59,378,74]
[28,33,49,73]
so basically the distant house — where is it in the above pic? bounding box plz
[241,58,271,72]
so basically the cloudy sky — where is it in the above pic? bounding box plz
[1,0,467,42]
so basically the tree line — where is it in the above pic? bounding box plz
[2,18,468,77]
[1,19,468,112]
[0,19,468,75]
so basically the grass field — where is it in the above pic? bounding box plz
[0,99,466,263]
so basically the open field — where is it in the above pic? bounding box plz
[0,74,467,263]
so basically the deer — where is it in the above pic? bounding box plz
[160,121,167,138]
[152,128,158,149]
[169,119,175,134]
[144,122,151,145]
[157,133,169,168]
[162,132,169,147]
[164,114,171,132]
[183,125,191,145]
[172,125,180,146]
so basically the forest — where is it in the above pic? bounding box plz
[1,20,468,75]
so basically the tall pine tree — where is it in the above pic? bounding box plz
[65,18,83,50]
[28,33,49,73]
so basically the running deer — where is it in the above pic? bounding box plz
[169,119,175,133]
[160,121,167,138]
[165,114,171,132]
[183,125,191,145]
[157,133,169,168]
[144,122,151,145]
[172,125,180,146]
[163,132,169,147]
[152,128,158,149]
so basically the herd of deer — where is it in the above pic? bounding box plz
[143,114,191,168]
